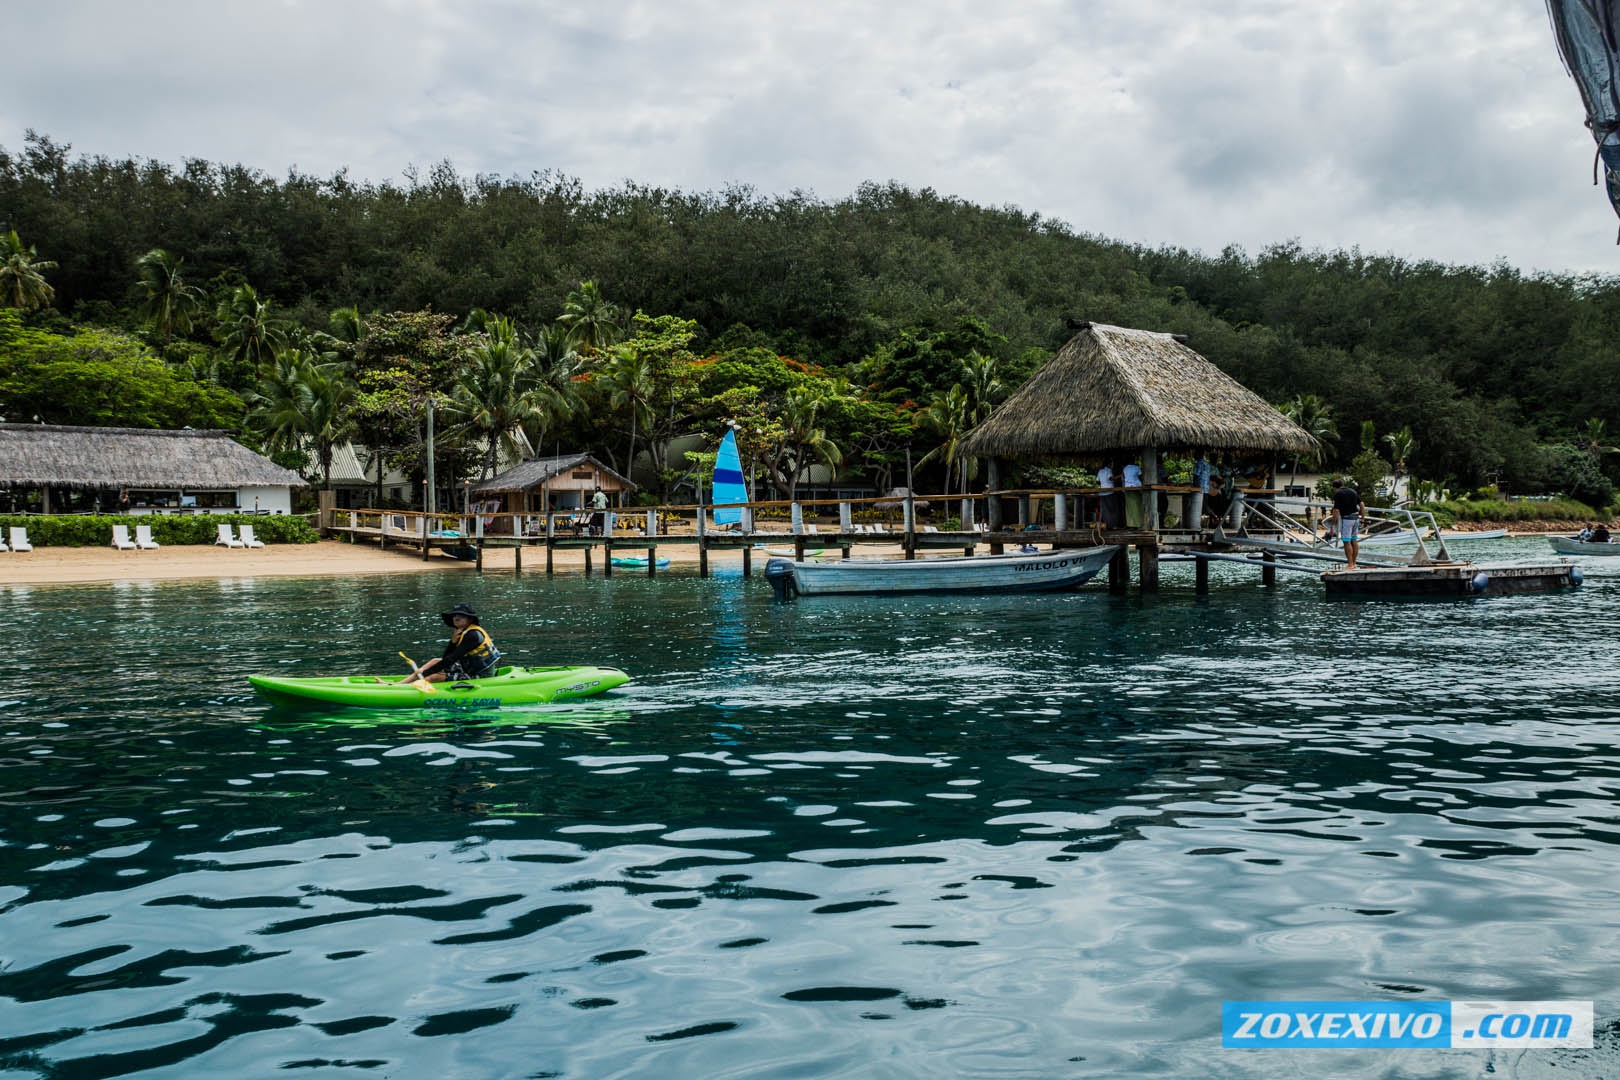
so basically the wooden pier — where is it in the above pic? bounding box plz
[321,489,1579,599]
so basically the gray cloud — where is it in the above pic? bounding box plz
[1,0,1613,273]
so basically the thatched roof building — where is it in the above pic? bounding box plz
[960,323,1316,459]
[0,424,305,490]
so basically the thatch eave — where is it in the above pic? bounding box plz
[0,424,307,490]
[959,323,1317,460]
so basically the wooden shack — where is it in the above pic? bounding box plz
[470,454,635,526]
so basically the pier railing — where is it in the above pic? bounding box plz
[325,483,1283,545]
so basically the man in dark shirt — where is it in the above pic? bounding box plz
[1331,480,1366,569]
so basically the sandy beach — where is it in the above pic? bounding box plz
[0,538,916,586]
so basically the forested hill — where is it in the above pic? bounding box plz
[4,131,1620,486]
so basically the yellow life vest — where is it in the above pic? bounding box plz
[452,624,498,663]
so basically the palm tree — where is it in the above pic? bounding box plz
[1580,418,1620,456]
[916,385,971,494]
[1383,427,1416,498]
[247,349,357,489]
[328,305,364,343]
[602,347,655,479]
[1281,394,1339,487]
[216,284,287,372]
[133,249,202,342]
[0,230,56,310]
[779,386,844,500]
[450,325,547,481]
[526,323,584,453]
[557,280,625,354]
[958,350,1004,427]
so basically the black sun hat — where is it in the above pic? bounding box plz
[440,602,481,626]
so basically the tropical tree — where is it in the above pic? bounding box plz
[1383,426,1416,497]
[1281,393,1339,486]
[557,280,625,354]
[450,320,548,481]
[215,284,287,372]
[778,384,844,500]
[916,384,971,494]
[0,230,56,311]
[602,347,656,479]
[1580,417,1620,457]
[247,348,357,490]
[133,248,202,342]
[328,305,364,343]
[958,350,1005,427]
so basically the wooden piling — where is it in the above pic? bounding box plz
[742,545,751,577]
[604,540,613,577]
[1195,554,1210,593]
[514,544,522,573]
[1108,547,1129,593]
[1262,552,1276,586]
[1138,545,1159,592]
[546,540,554,575]
[699,537,709,578]
[475,539,484,573]
[584,547,592,576]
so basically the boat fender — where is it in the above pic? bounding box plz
[1570,566,1584,586]
[764,558,799,602]
[1470,572,1490,593]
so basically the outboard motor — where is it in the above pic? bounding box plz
[764,558,799,603]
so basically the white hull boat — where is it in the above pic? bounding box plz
[1548,535,1620,555]
[765,546,1118,599]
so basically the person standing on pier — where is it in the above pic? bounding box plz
[1190,456,1211,528]
[1331,478,1366,569]
[1122,457,1144,528]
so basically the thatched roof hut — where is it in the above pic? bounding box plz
[0,424,305,489]
[873,487,931,511]
[960,323,1316,459]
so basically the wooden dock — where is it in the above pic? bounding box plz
[321,491,1581,599]
[1322,561,1580,597]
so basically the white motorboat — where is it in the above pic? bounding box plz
[764,546,1119,599]
[1548,535,1620,555]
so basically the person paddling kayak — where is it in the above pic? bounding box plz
[399,603,502,683]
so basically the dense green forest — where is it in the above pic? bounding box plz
[4,130,1619,506]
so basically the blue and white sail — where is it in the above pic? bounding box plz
[711,427,747,525]
[1548,0,1620,231]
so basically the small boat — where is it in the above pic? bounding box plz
[249,665,631,710]
[765,546,1118,599]
[610,555,670,568]
[1548,535,1620,555]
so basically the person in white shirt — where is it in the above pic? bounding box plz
[1122,459,1145,527]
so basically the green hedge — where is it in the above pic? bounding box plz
[1418,498,1603,524]
[0,513,319,547]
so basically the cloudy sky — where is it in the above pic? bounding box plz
[5,1,1615,275]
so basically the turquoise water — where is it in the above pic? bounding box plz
[3,540,1618,1078]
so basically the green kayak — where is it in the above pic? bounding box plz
[248,665,630,710]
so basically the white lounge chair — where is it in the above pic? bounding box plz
[135,524,160,550]
[215,523,244,548]
[110,525,136,551]
[7,526,28,552]
[239,524,266,549]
